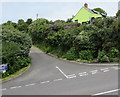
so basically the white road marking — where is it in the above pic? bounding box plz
[56,66,68,78]
[53,78,62,81]
[111,67,120,70]
[40,81,50,84]
[67,74,76,79]
[25,84,30,86]
[67,76,76,79]
[93,89,120,96]
[78,72,88,76]
[90,70,98,74]
[103,70,109,72]
[25,83,36,86]
[10,86,18,89]
[100,68,109,70]
[100,68,109,72]
[17,86,22,88]
[1,88,6,91]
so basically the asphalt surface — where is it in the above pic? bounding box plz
[2,46,119,95]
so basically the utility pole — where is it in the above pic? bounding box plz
[36,13,38,20]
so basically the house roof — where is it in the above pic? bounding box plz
[85,7,107,17]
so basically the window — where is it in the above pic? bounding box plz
[91,17,95,22]
[75,20,78,22]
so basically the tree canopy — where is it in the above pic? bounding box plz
[116,10,120,17]
[93,8,107,15]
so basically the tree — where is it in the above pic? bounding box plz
[93,8,107,15]
[3,21,17,28]
[116,10,120,17]
[66,15,74,23]
[17,19,28,32]
[18,19,25,25]
[26,18,32,25]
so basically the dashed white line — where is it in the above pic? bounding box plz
[100,68,109,70]
[1,88,6,91]
[111,67,120,70]
[40,81,50,84]
[68,76,76,79]
[67,74,76,79]
[10,86,18,89]
[93,89,120,96]
[25,83,36,86]
[100,68,109,72]
[17,86,22,88]
[53,78,62,81]
[103,70,109,72]
[78,72,88,76]
[2,67,114,92]
[90,70,98,74]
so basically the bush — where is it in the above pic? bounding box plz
[2,57,31,78]
[97,50,110,62]
[109,58,120,62]
[79,50,94,61]
[2,25,32,56]
[28,17,119,63]
[28,18,50,43]
[1,25,32,78]
[62,47,79,60]
[107,47,120,58]
[2,42,21,63]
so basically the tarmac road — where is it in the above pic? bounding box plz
[2,46,119,96]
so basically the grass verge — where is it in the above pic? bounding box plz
[0,64,31,82]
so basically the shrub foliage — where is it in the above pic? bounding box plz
[28,17,120,63]
[1,25,32,78]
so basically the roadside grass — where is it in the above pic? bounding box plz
[0,64,31,82]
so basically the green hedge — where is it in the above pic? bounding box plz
[29,17,120,63]
[1,25,32,78]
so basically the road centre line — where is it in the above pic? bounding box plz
[10,86,22,89]
[3,67,114,91]
[53,78,62,81]
[40,81,50,84]
[56,66,68,78]
[17,86,22,88]
[25,83,36,86]
[1,88,6,91]
[10,87,18,89]
[92,89,120,96]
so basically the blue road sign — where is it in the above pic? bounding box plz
[0,65,8,70]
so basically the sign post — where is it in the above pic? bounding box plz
[0,64,8,73]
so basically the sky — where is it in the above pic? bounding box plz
[1,1,119,23]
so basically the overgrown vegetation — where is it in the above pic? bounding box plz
[28,13,120,63]
[1,10,120,79]
[1,25,32,78]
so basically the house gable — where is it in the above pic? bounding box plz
[72,6,103,23]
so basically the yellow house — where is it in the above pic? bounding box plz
[72,3,106,23]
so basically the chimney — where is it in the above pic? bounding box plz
[84,3,88,8]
